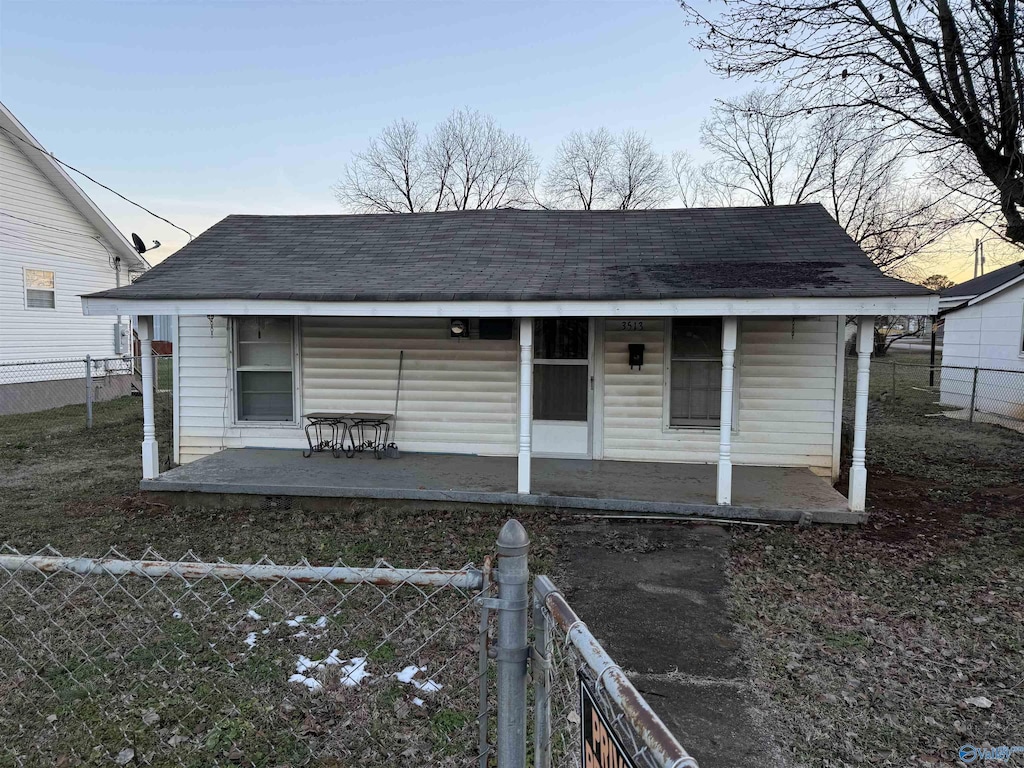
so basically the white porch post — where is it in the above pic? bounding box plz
[517,318,533,494]
[716,316,739,505]
[138,315,159,479]
[849,315,874,512]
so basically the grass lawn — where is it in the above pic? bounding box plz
[1,364,1021,767]
[735,349,1024,767]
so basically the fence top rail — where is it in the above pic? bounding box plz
[534,574,699,768]
[0,553,485,591]
[0,354,170,368]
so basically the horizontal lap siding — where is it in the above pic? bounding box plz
[0,130,121,372]
[602,317,838,475]
[302,318,517,455]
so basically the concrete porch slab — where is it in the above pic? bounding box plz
[141,449,858,523]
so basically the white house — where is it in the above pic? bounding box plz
[81,205,937,522]
[938,260,1024,424]
[0,101,149,414]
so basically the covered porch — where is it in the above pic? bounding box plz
[139,448,857,524]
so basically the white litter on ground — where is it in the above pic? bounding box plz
[171,610,182,620]
[394,665,443,693]
[244,632,258,649]
[412,697,425,708]
[290,651,371,691]
[285,615,308,627]
[246,609,263,620]
[312,616,328,629]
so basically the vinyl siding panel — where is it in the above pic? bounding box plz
[601,317,839,476]
[302,317,517,455]
[0,129,124,377]
[175,316,518,464]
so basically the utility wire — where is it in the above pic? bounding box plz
[0,124,194,242]
[0,210,101,239]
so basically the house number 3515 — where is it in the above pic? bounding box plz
[620,320,644,331]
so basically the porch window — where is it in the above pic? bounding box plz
[25,269,56,309]
[235,317,294,422]
[669,318,722,427]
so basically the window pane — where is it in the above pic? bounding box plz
[535,318,588,360]
[670,360,721,426]
[237,371,293,421]
[26,289,55,309]
[25,269,54,290]
[534,364,588,421]
[237,317,292,367]
[672,318,722,359]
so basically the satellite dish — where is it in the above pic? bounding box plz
[131,233,147,254]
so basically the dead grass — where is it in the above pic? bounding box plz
[733,349,1024,767]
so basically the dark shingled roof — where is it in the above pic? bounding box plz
[940,259,1024,298]
[89,204,931,302]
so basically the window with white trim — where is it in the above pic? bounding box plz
[668,317,723,427]
[235,317,295,422]
[24,269,55,309]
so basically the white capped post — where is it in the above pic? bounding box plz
[517,318,533,495]
[716,316,739,505]
[138,315,159,480]
[849,315,874,512]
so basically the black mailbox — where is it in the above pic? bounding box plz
[628,344,645,370]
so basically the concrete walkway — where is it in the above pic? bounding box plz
[554,521,785,768]
[143,449,856,523]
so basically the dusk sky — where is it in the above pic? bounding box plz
[0,0,1005,280]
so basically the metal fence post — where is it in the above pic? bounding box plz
[891,359,897,401]
[84,355,93,429]
[495,519,529,768]
[969,367,979,423]
[532,588,552,768]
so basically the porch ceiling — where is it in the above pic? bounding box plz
[141,449,858,524]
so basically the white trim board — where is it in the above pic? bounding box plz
[83,294,938,319]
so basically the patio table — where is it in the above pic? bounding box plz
[302,412,353,458]
[345,412,394,459]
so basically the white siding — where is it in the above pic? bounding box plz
[940,280,1024,418]
[175,316,518,464]
[0,129,122,378]
[601,316,840,476]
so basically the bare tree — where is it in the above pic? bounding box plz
[544,128,616,209]
[678,0,1024,245]
[543,128,672,210]
[671,151,744,207]
[335,109,536,213]
[921,274,956,291]
[699,89,829,206]
[609,130,673,209]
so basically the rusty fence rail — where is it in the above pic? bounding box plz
[532,575,700,768]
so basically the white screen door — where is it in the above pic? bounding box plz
[532,318,592,457]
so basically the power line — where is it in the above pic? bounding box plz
[0,124,194,242]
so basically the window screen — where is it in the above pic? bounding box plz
[669,318,723,427]
[25,269,55,309]
[235,317,294,421]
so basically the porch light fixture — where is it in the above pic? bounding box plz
[449,318,469,338]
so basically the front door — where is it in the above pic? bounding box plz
[532,318,592,457]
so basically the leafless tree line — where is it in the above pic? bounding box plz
[335,104,962,271]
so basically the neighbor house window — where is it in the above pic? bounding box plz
[24,269,55,309]
[235,317,295,422]
[668,318,723,427]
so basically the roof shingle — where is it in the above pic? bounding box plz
[88,204,931,302]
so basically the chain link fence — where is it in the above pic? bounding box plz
[844,355,1024,433]
[0,545,495,767]
[0,524,699,768]
[0,355,174,468]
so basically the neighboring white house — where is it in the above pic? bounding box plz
[82,205,937,521]
[938,260,1024,424]
[0,101,149,414]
